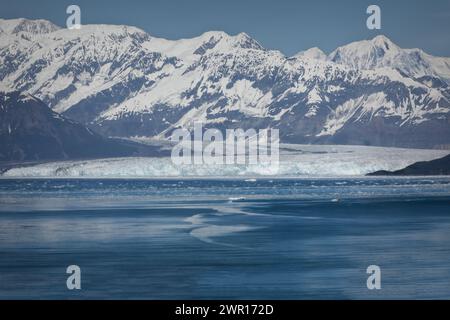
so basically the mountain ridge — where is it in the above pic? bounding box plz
[329,36,450,84]
[1,18,449,149]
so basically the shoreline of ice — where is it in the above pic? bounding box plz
[2,145,449,178]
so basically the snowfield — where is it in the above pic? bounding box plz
[2,145,449,178]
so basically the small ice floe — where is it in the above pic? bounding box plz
[228,197,246,202]
[331,198,339,202]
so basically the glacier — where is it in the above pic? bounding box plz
[2,145,449,178]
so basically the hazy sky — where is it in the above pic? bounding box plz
[1,0,449,56]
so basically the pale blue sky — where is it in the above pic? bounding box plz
[1,0,449,56]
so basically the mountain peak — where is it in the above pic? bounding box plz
[328,35,401,69]
[0,18,60,35]
[332,35,400,55]
[194,30,263,52]
[370,35,397,50]
[327,34,450,84]
[234,32,263,50]
[294,47,327,60]
[198,30,229,39]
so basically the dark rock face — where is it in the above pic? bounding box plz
[0,91,162,162]
[368,154,450,176]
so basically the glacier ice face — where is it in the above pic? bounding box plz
[3,145,449,178]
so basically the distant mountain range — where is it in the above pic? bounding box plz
[1,18,450,149]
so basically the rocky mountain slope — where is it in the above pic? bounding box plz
[368,154,450,176]
[0,91,162,162]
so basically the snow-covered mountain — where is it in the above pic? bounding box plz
[0,18,60,35]
[1,18,449,149]
[329,35,450,84]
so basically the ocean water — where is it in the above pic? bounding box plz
[0,177,449,299]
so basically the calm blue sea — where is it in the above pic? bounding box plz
[0,177,450,299]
